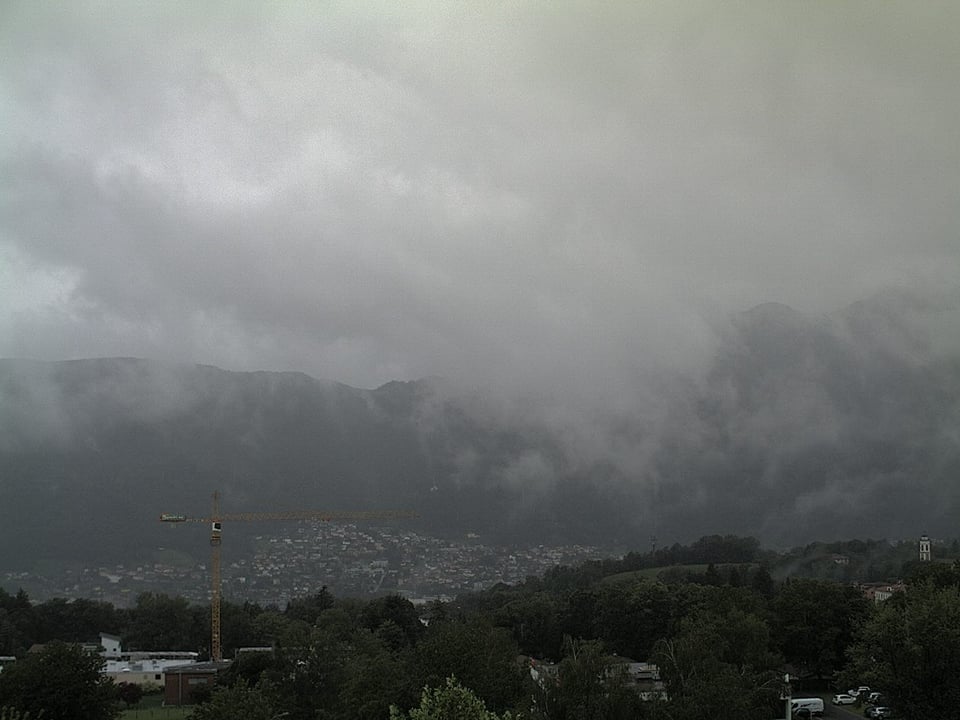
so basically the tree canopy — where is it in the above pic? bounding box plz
[0,641,119,720]
[390,677,518,720]
[2,533,942,719]
[189,680,279,720]
[846,581,960,719]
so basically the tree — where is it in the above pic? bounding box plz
[219,600,267,657]
[728,565,742,588]
[846,582,960,719]
[0,641,120,720]
[117,681,144,709]
[389,676,518,720]
[34,598,122,645]
[652,608,780,720]
[190,681,278,720]
[250,608,298,648]
[531,637,644,720]
[334,628,411,720]
[594,579,675,661]
[0,590,35,656]
[496,592,565,659]
[770,579,869,680]
[214,616,412,720]
[904,559,960,588]
[0,709,39,720]
[750,565,775,598]
[125,593,200,652]
[285,586,335,626]
[411,619,526,713]
[359,594,424,650]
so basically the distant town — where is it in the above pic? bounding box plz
[3,522,612,607]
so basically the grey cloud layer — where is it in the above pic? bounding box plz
[1,1,958,391]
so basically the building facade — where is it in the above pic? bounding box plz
[163,661,229,706]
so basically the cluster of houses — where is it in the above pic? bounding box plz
[529,656,666,701]
[857,580,907,603]
[847,534,935,604]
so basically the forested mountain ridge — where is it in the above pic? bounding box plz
[1,290,959,572]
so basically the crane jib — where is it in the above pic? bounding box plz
[158,492,415,663]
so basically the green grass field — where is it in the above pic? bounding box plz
[120,708,191,720]
[600,562,759,585]
[120,692,192,720]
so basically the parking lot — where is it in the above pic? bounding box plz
[824,705,866,719]
[784,695,873,720]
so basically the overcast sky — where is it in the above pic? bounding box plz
[2,1,958,392]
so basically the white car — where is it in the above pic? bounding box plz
[833,694,857,705]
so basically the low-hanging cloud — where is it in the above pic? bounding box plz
[1,0,958,406]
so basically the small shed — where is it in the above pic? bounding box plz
[163,661,230,706]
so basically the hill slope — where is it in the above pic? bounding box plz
[1,290,959,571]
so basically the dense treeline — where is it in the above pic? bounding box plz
[0,535,765,658]
[2,536,960,719]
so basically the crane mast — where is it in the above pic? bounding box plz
[161,491,414,662]
[209,491,223,663]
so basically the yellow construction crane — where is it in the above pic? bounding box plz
[161,491,416,661]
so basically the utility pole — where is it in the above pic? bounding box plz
[781,673,792,720]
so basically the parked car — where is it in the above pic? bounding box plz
[868,692,885,704]
[791,698,824,716]
[833,694,857,705]
[848,686,871,697]
[866,707,893,719]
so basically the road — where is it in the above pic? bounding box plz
[823,704,865,719]
[782,699,866,720]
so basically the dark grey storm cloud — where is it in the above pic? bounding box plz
[2,1,959,397]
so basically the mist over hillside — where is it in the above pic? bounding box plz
[4,1,960,586]
[1,290,958,572]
